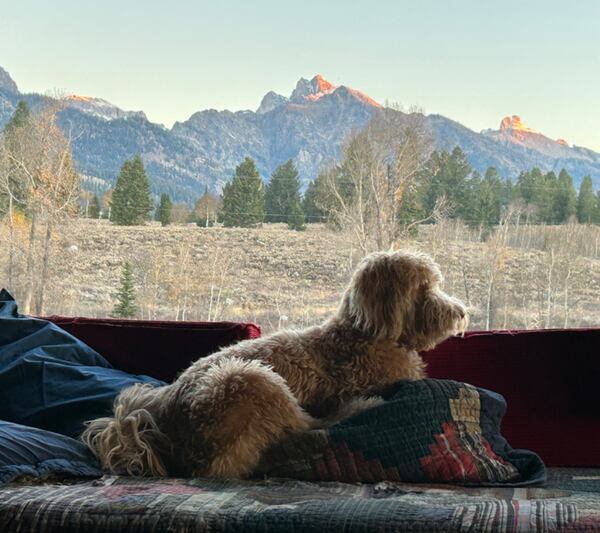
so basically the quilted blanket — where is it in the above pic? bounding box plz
[0,468,598,532]
[255,379,546,485]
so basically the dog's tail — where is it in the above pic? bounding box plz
[81,383,172,476]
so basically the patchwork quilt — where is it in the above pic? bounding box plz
[0,468,598,532]
[256,379,545,485]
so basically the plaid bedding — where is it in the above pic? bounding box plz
[0,469,598,532]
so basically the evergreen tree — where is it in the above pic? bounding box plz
[287,199,306,231]
[265,160,303,223]
[88,194,101,219]
[302,172,331,223]
[516,168,556,223]
[516,168,538,205]
[109,155,152,225]
[422,147,472,219]
[471,167,502,227]
[112,262,138,318]
[595,191,600,225]
[537,170,558,223]
[220,157,265,227]
[553,169,577,223]
[576,175,595,223]
[464,170,482,226]
[396,181,427,229]
[4,100,30,134]
[155,192,173,226]
[499,178,514,214]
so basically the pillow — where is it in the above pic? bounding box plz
[0,420,102,485]
[254,379,546,486]
[0,289,165,437]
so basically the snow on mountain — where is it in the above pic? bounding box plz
[67,94,147,121]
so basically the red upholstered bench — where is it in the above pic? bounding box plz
[46,317,599,468]
[423,329,600,468]
[46,316,261,383]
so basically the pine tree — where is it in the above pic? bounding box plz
[287,199,306,231]
[499,178,514,214]
[516,168,541,206]
[396,180,427,229]
[465,171,482,226]
[577,175,595,223]
[220,157,265,227]
[265,160,302,223]
[516,167,554,221]
[422,147,472,219]
[155,192,173,226]
[109,155,152,225]
[88,194,101,219]
[472,167,503,227]
[4,100,30,134]
[302,172,331,223]
[537,170,558,223]
[553,169,577,223]
[112,262,138,318]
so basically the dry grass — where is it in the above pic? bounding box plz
[1,219,599,333]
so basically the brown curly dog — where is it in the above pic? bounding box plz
[82,250,468,478]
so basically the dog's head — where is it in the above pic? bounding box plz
[338,250,468,351]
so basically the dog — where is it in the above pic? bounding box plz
[82,250,468,478]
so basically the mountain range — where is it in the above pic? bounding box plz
[1,66,598,201]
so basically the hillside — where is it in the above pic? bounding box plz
[1,67,599,202]
[5,220,597,334]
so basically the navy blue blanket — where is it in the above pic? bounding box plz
[0,289,163,438]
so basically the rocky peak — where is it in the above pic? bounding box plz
[499,115,536,134]
[290,74,337,103]
[0,66,19,94]
[256,91,289,114]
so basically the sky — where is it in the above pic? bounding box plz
[1,0,599,150]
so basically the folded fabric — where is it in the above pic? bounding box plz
[255,379,546,485]
[0,289,165,437]
[0,420,102,485]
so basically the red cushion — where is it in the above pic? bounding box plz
[423,329,600,468]
[45,316,260,383]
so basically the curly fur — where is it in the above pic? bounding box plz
[82,250,468,478]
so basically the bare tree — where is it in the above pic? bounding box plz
[482,202,522,329]
[4,100,80,314]
[325,107,438,253]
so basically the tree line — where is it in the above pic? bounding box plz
[102,154,308,230]
[96,145,600,234]
[4,100,600,243]
[304,145,600,228]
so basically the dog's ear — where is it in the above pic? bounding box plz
[339,252,407,339]
[81,384,171,476]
